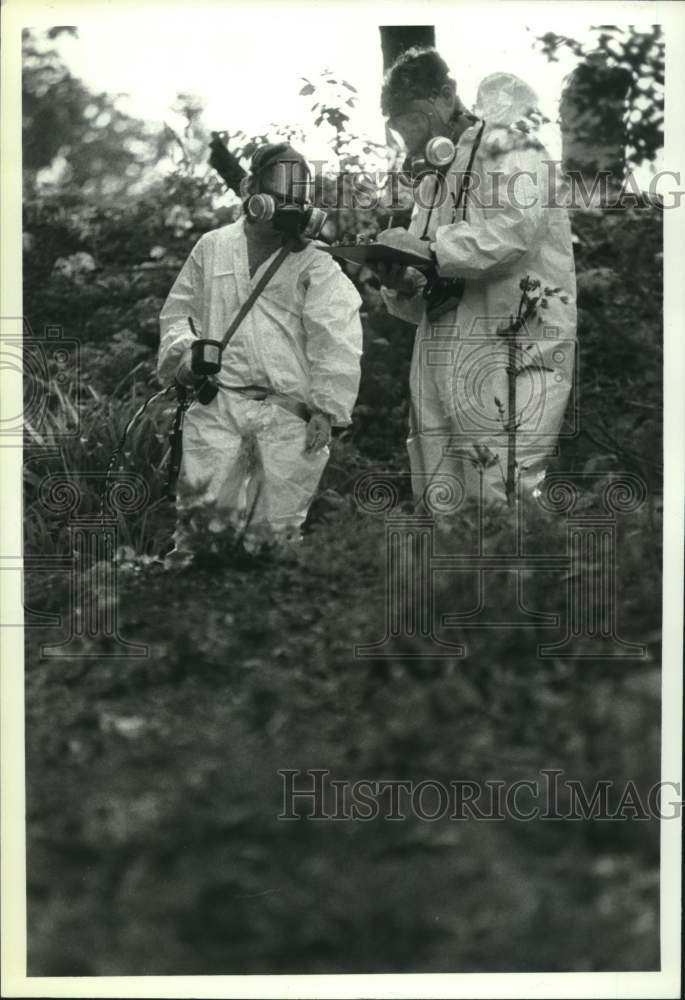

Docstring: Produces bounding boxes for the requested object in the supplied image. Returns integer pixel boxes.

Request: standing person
[157,143,363,559]
[376,49,576,505]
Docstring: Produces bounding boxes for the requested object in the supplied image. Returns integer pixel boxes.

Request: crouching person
[157,143,363,561]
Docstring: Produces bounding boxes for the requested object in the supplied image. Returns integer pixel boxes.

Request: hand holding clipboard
[317,227,436,273]
[319,228,464,321]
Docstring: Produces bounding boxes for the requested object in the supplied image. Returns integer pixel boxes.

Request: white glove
[175,348,203,388]
[305,412,332,452]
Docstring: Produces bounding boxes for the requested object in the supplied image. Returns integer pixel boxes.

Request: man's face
[388,92,455,155]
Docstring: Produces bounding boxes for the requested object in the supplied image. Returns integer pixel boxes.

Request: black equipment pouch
[191,338,222,376]
[196,379,219,405]
[423,275,466,322]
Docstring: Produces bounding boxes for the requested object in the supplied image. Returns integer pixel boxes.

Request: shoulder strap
[419,174,444,241]
[419,120,487,240]
[454,119,486,221]
[220,242,292,351]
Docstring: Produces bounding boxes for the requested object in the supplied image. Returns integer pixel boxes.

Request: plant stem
[505,286,527,507]
[505,330,517,507]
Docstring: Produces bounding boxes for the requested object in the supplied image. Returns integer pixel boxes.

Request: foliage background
[22,25,663,976]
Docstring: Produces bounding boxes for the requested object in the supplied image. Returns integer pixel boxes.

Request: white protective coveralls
[382,73,577,505]
[158,217,362,548]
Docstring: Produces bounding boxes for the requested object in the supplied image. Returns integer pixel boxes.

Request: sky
[32,2,663,184]
[47,9,590,163]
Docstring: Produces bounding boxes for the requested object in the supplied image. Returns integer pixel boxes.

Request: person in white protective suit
[376,49,577,506]
[157,143,363,555]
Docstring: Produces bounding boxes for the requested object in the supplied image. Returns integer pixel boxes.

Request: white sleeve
[302,257,363,427]
[432,147,545,280]
[157,237,205,386]
[379,199,428,327]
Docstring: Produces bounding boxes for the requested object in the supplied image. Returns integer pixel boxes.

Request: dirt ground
[24,509,661,976]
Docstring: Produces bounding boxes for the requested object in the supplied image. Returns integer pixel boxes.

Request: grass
[24,496,661,974]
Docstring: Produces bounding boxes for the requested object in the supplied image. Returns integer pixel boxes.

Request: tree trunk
[379,26,435,71]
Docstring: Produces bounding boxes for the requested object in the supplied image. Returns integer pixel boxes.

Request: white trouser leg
[172,392,250,555]
[409,333,572,507]
[249,402,329,540]
[170,393,329,555]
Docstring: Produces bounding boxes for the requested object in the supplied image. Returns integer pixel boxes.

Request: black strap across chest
[419,119,487,239]
[219,243,292,351]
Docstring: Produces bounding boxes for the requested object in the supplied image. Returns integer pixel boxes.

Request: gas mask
[243,188,327,239]
[402,135,456,184]
[241,155,327,239]
[390,101,474,187]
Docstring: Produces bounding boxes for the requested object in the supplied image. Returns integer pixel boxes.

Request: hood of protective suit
[473,72,556,157]
[474,72,541,127]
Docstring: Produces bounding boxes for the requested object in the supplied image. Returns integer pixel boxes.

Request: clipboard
[317,242,435,272]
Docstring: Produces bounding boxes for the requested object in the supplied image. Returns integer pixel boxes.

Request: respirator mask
[402,135,456,182]
[242,153,327,239]
[244,189,327,239]
[389,104,458,187]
